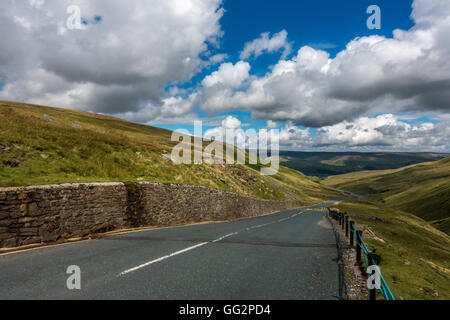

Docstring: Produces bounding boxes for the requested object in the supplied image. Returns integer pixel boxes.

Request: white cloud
[278,124,313,150]
[316,114,400,147]
[13,16,32,29]
[204,116,248,146]
[191,0,450,128]
[315,114,450,152]
[266,120,278,129]
[202,61,250,88]
[203,116,280,153]
[167,113,450,152]
[208,53,228,65]
[240,30,292,60]
[0,0,224,117]
[221,115,242,129]
[262,114,449,152]
[28,0,45,9]
[201,114,450,152]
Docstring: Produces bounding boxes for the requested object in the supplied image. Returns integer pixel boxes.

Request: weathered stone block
[27,202,40,216]
[19,227,39,236]
[6,193,18,201]
[0,219,15,227]
[2,238,18,247]
[0,227,10,235]
[21,237,42,245]
[18,192,29,200]
[18,217,35,223]
[11,208,28,219]
[40,232,58,242]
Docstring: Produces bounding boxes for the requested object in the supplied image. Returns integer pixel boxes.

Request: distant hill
[324,158,450,234]
[280,151,448,178]
[0,100,341,206]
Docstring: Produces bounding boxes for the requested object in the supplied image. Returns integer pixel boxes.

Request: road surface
[0,201,344,300]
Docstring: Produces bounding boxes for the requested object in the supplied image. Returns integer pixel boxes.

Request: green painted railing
[328,209,395,301]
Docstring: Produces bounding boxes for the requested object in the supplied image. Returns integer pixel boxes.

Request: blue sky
[156,0,417,133]
[221,0,414,58]
[170,1,412,105]
[172,0,415,92]
[177,0,414,87]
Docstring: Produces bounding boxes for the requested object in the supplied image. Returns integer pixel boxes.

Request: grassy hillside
[0,100,341,206]
[324,158,450,233]
[280,151,447,178]
[332,201,450,300]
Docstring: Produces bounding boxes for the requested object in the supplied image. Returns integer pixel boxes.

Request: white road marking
[212,232,238,243]
[118,210,306,276]
[119,242,208,276]
[119,232,237,276]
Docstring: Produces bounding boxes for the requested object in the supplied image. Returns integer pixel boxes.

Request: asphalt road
[0,201,344,300]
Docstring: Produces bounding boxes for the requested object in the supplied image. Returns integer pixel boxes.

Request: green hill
[324,158,450,233]
[0,100,341,206]
[280,151,447,178]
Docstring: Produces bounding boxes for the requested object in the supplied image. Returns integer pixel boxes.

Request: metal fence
[327,209,395,301]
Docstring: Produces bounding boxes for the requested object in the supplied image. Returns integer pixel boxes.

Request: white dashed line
[118,242,209,276]
[118,232,237,276]
[119,210,305,276]
[212,232,238,243]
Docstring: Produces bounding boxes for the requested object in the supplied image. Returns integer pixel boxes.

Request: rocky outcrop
[0,182,291,248]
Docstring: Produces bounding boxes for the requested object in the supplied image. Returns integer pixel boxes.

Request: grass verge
[333,200,450,300]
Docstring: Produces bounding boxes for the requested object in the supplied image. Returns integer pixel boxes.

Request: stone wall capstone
[0,182,291,248]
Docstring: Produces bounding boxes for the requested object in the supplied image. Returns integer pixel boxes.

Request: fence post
[345,216,349,237]
[356,230,362,263]
[350,221,355,246]
[367,250,380,301]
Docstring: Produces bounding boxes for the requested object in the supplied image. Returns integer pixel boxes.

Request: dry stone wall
[0,182,291,248]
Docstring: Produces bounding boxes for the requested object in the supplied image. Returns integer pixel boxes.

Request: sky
[0,0,449,152]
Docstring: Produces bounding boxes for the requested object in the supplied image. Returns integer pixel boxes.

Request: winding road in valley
[0,201,344,300]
